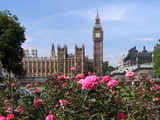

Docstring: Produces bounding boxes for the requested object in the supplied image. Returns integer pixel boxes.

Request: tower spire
[94,10,101,29]
[96,10,100,20]
[52,43,55,51]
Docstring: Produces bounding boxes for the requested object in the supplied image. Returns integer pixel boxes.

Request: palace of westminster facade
[22,12,103,77]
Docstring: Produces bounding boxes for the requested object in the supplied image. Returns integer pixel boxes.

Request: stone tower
[51,43,55,58]
[93,11,103,74]
[31,49,37,57]
[75,44,85,73]
[57,45,67,75]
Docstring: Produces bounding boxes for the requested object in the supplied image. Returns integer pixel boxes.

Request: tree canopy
[0,10,26,76]
[153,39,160,78]
[102,61,116,75]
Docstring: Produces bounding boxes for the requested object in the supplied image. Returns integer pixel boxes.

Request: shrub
[0,72,160,120]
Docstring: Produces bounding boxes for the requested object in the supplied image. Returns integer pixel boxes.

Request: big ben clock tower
[93,11,103,74]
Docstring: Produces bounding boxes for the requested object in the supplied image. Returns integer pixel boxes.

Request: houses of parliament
[22,12,103,77]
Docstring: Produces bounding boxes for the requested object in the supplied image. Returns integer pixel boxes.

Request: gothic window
[47,62,49,67]
[60,68,63,73]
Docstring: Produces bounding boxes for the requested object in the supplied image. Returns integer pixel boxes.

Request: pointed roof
[52,43,54,51]
[96,10,100,20]
[94,10,102,29]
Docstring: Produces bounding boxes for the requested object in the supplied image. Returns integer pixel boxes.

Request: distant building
[111,46,154,81]
[22,12,103,77]
[123,46,152,66]
[23,45,93,77]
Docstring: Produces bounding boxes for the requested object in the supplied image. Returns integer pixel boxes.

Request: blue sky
[1,0,160,66]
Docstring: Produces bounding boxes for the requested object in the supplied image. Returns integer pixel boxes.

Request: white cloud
[100,6,128,21]
[67,6,128,21]
[33,5,128,25]
[131,37,156,41]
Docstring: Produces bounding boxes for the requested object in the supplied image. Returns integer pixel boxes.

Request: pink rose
[77,79,83,84]
[26,83,31,89]
[153,97,159,102]
[125,71,134,78]
[4,100,10,106]
[150,79,155,83]
[0,115,6,120]
[150,85,160,91]
[71,67,75,71]
[55,105,59,108]
[49,111,53,114]
[34,99,43,108]
[65,77,70,82]
[88,71,92,75]
[99,89,104,92]
[15,106,25,113]
[107,80,119,88]
[139,77,143,80]
[58,76,65,80]
[46,114,55,120]
[76,74,85,79]
[62,83,68,87]
[6,107,13,113]
[59,99,68,106]
[11,84,16,87]
[21,109,25,113]
[7,114,14,120]
[34,82,40,86]
[116,113,125,120]
[100,76,112,83]
[34,88,41,94]
[81,75,99,90]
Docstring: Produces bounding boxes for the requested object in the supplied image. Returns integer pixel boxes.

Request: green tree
[103,61,116,75]
[0,10,26,76]
[153,39,160,78]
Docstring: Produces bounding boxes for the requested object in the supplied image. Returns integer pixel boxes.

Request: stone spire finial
[96,10,100,20]
[52,43,55,51]
[95,10,100,24]
[94,10,102,29]
[143,46,147,52]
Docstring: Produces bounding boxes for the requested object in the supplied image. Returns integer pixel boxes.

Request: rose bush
[0,72,159,119]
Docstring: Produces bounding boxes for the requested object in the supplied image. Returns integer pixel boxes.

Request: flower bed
[0,72,160,120]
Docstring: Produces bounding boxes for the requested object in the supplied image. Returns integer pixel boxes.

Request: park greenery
[0,10,26,76]
[0,72,160,120]
[103,61,116,76]
[153,39,160,78]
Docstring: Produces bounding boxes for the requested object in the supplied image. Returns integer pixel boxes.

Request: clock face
[95,33,100,38]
